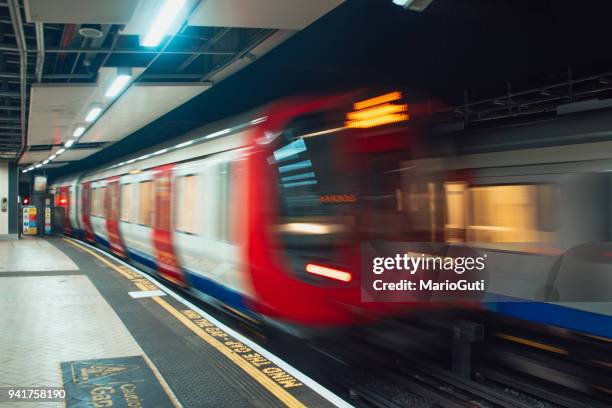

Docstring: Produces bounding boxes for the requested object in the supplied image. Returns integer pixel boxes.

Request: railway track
[306,313,611,408]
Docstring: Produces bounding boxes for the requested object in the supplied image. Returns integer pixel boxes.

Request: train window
[139,181,153,226]
[99,186,107,218]
[467,184,558,243]
[176,175,200,235]
[216,163,232,242]
[444,182,467,242]
[120,184,132,222]
[91,188,98,216]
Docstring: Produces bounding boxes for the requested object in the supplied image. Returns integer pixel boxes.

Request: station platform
[0,237,349,408]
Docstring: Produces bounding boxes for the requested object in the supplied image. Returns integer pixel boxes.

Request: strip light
[73,126,86,137]
[56,148,66,155]
[105,69,132,98]
[85,104,103,122]
[305,263,352,282]
[64,139,75,148]
[142,0,186,47]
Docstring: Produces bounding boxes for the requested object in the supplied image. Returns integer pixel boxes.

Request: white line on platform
[67,237,354,408]
[129,290,167,298]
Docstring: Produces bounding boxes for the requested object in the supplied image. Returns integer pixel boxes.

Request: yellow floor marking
[495,333,568,355]
[64,238,307,408]
[154,297,306,408]
[64,238,134,280]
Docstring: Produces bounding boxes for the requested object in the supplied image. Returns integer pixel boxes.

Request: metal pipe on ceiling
[40,47,236,55]
[34,22,44,82]
[6,0,26,161]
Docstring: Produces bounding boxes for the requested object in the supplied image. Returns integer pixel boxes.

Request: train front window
[274,115,357,234]
[270,113,359,279]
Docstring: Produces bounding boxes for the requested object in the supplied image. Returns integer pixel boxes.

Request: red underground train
[52,91,435,332]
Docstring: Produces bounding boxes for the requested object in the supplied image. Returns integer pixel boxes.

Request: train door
[152,164,186,286]
[81,182,95,242]
[105,177,127,257]
[56,186,72,235]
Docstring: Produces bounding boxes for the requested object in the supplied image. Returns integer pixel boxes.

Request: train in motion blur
[51,90,612,338]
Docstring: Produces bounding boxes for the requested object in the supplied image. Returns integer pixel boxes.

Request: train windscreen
[271,111,412,283]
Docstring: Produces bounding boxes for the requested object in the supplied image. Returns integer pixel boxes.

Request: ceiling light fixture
[35,164,42,168]
[204,128,231,139]
[43,159,49,164]
[142,0,186,47]
[73,126,86,137]
[64,139,75,148]
[175,140,194,148]
[57,148,66,155]
[105,67,133,98]
[85,104,103,122]
[49,154,57,160]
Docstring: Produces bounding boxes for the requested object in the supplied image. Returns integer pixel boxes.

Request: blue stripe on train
[122,247,246,311]
[183,269,247,311]
[125,248,157,271]
[94,234,110,249]
[484,295,611,339]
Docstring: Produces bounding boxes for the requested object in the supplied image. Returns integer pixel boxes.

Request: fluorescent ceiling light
[85,104,103,122]
[57,148,66,155]
[204,128,231,139]
[73,126,86,137]
[393,0,412,5]
[22,169,28,173]
[35,164,42,168]
[64,139,75,148]
[43,159,49,164]
[49,154,57,160]
[153,148,168,155]
[105,68,133,98]
[142,0,186,47]
[175,140,194,148]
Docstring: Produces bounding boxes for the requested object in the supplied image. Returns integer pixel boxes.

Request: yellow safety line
[154,297,306,408]
[63,239,181,407]
[495,333,568,355]
[64,238,134,280]
[63,238,306,408]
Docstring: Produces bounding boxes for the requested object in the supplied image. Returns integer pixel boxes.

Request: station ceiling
[2,0,611,178]
[0,0,344,165]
